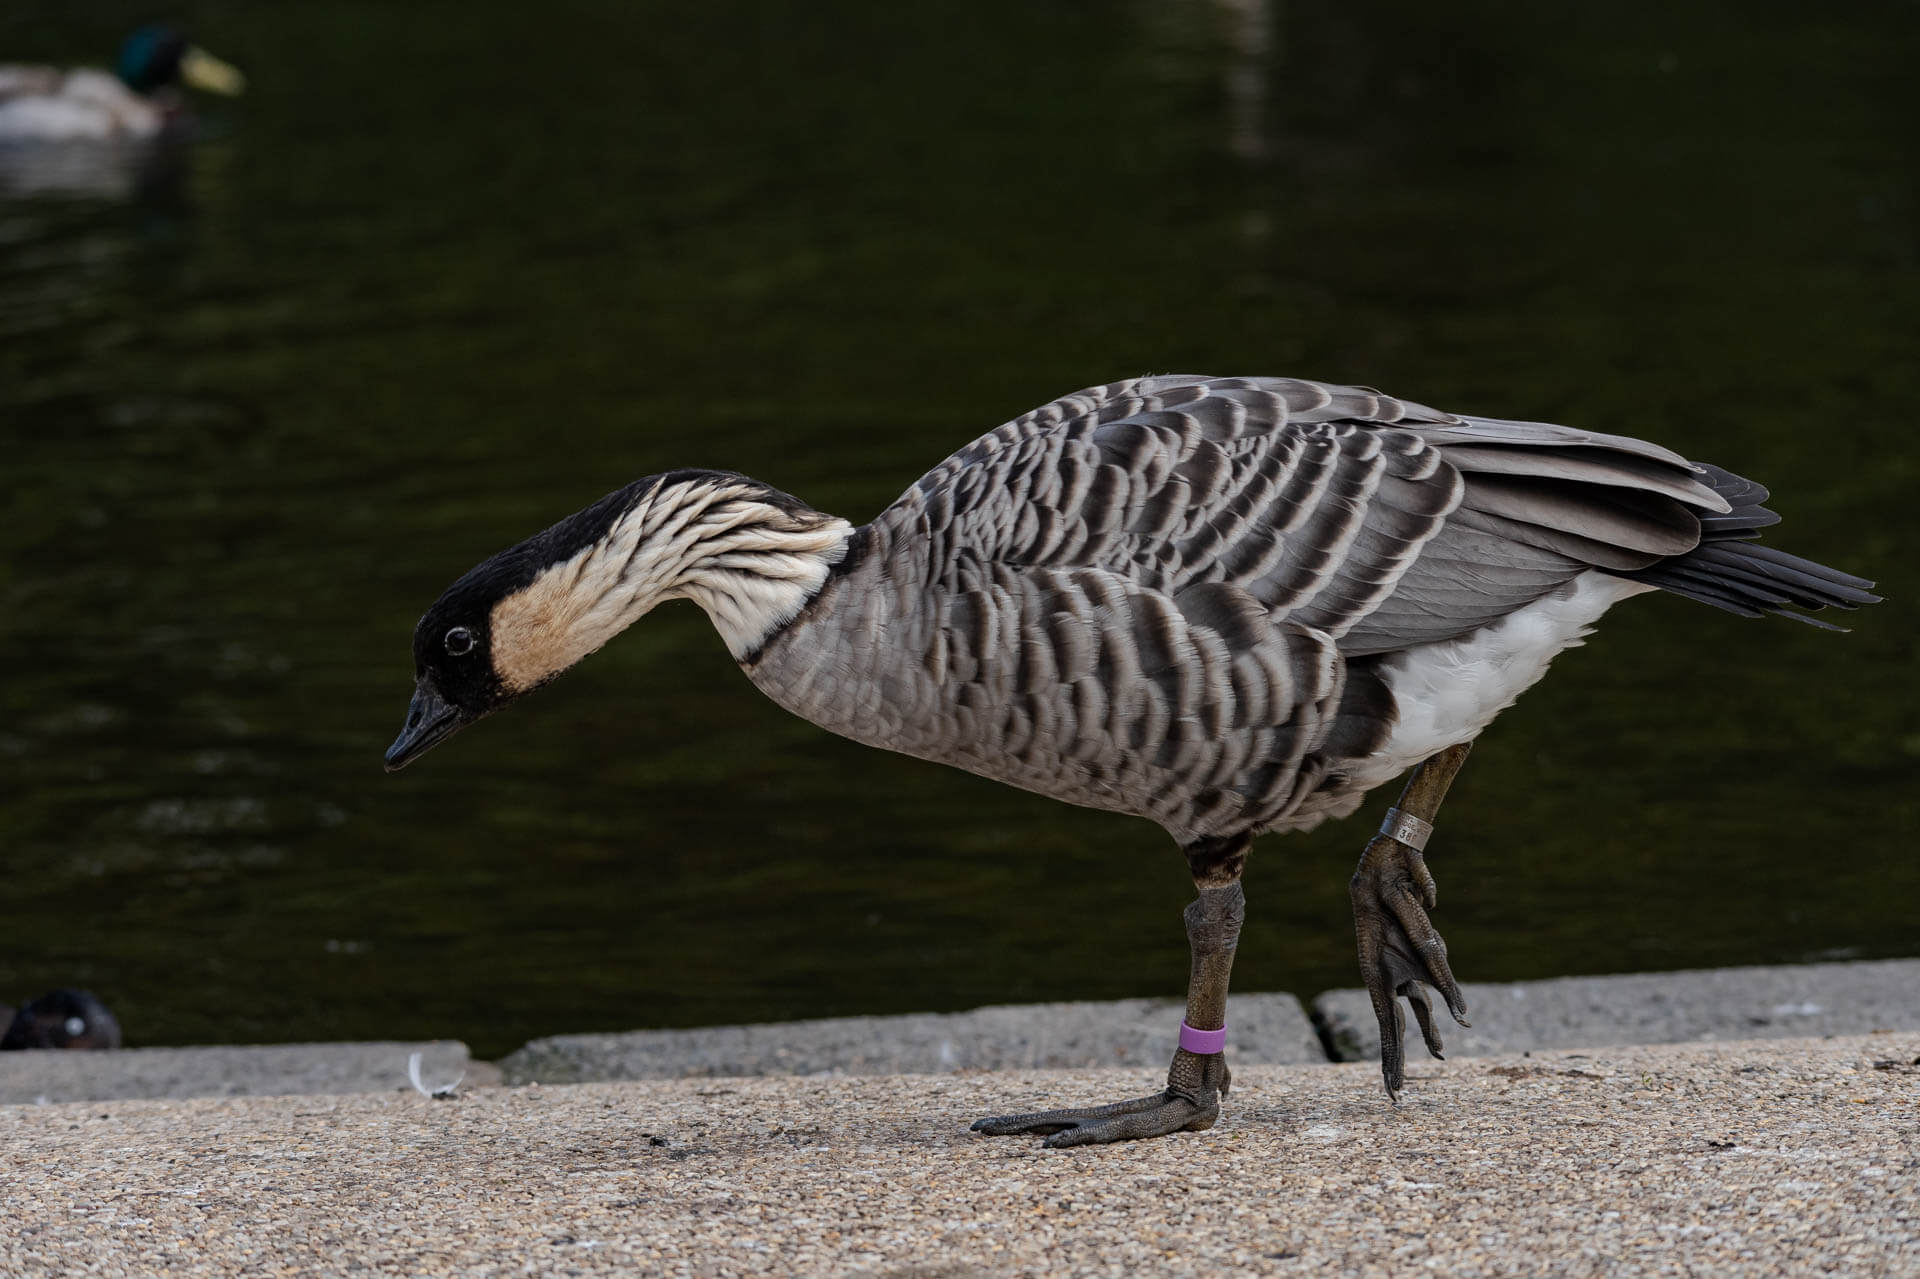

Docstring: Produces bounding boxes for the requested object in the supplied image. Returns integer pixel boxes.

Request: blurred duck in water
[1,989,123,1050]
[0,25,244,143]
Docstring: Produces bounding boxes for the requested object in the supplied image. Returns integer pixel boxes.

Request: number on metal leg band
[1380,807,1434,851]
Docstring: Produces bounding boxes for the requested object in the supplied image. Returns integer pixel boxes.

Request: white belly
[1347,571,1654,792]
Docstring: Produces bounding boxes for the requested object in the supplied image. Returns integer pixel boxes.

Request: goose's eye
[444,626,475,656]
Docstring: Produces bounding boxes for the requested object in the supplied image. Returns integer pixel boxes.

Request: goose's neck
[490,475,851,691]
[674,493,854,660]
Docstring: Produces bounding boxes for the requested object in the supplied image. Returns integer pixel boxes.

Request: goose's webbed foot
[1352,828,1468,1097]
[970,1049,1229,1148]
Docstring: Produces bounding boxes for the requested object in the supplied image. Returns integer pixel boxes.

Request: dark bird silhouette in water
[2,989,122,1050]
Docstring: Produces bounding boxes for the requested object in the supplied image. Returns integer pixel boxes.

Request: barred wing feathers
[878,376,1742,654]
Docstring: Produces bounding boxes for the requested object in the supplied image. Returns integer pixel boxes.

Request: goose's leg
[971,836,1247,1148]
[1350,740,1474,1099]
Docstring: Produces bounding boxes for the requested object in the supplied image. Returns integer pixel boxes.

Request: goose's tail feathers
[1622,463,1881,629]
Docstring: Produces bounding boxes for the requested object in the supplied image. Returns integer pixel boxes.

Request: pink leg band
[1179,1021,1227,1054]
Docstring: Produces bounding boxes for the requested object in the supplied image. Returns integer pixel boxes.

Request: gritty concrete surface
[500,994,1325,1085]
[1313,959,1920,1066]
[3,1033,1915,1277]
[0,1040,495,1105]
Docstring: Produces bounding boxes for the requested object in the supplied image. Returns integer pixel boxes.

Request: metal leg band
[1380,807,1434,851]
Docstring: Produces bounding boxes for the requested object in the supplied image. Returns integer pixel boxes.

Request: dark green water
[2,1,1914,1059]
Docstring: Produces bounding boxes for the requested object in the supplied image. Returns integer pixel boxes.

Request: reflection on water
[0,139,180,202]
[1,1,1914,1057]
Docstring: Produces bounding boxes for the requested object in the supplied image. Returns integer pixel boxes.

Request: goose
[384,375,1878,1146]
[0,26,244,144]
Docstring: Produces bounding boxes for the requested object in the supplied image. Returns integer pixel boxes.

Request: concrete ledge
[498,993,1325,1084]
[0,1040,495,1105]
[1313,958,1920,1063]
[10,960,1916,1106]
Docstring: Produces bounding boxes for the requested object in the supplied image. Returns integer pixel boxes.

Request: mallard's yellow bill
[180,45,246,96]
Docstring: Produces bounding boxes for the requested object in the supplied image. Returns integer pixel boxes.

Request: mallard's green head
[116,25,245,96]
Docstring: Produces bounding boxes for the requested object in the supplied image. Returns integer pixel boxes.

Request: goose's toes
[1351,830,1470,1099]
[971,1089,1219,1148]
[971,1048,1231,1147]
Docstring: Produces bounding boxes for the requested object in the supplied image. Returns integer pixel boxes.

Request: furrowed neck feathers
[489,473,851,688]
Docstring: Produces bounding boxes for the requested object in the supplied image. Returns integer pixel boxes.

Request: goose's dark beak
[384,680,464,772]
